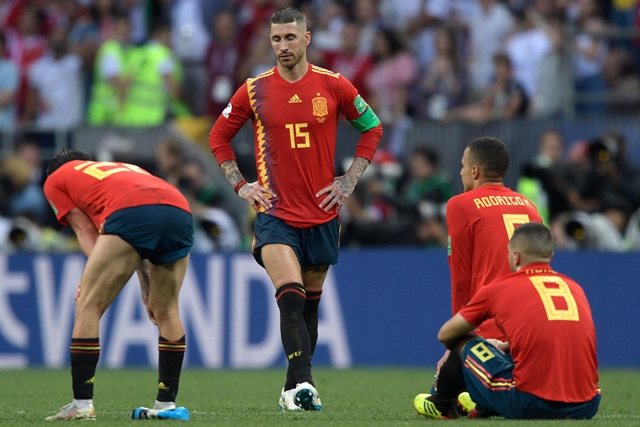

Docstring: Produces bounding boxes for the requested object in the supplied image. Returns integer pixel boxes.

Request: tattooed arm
[220,159,276,212]
[219,159,246,190]
[317,156,371,212]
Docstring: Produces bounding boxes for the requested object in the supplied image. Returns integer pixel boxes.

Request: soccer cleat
[414,393,458,420]
[45,402,96,421]
[278,382,322,411]
[131,406,190,420]
[457,391,476,415]
[278,388,302,411]
[294,382,322,411]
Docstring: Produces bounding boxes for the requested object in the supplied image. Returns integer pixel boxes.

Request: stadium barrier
[3,114,640,193]
[1,250,637,369]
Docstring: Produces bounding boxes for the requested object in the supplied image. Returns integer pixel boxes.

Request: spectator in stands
[610,0,638,48]
[600,130,640,210]
[116,19,185,126]
[504,8,552,102]
[323,20,373,100]
[4,3,48,122]
[86,12,131,125]
[352,0,382,54]
[388,0,452,71]
[517,128,567,224]
[170,0,215,116]
[415,25,467,121]
[0,140,48,224]
[67,0,114,111]
[205,9,241,119]
[180,158,241,252]
[155,137,185,188]
[305,0,347,54]
[0,31,19,130]
[340,154,408,247]
[602,195,635,244]
[25,26,84,129]
[445,53,527,124]
[530,11,572,118]
[400,146,453,210]
[602,46,640,115]
[396,146,452,247]
[365,28,418,124]
[43,0,77,29]
[236,21,277,83]
[295,2,326,66]
[343,147,452,248]
[15,138,46,187]
[562,135,640,216]
[90,0,120,42]
[179,158,226,209]
[465,0,514,97]
[551,209,627,251]
[573,0,609,115]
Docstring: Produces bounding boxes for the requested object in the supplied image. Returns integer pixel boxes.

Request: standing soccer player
[208,6,382,411]
[416,223,600,420]
[43,150,193,421]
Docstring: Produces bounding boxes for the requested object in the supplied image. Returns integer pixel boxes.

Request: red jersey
[459,262,599,403]
[446,184,542,339]
[44,160,191,230]
[209,63,382,228]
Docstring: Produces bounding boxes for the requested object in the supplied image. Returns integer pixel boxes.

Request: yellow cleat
[414,393,454,419]
[457,391,476,415]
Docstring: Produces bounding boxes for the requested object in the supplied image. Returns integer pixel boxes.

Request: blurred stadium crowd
[1,0,640,252]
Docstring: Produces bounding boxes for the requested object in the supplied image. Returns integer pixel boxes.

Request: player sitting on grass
[415,222,601,420]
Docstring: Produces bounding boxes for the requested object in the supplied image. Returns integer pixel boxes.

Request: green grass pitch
[1,368,638,426]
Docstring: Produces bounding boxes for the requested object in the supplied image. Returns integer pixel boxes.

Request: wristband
[234,179,247,194]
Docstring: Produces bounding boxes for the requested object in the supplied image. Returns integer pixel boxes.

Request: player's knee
[147,303,179,323]
[75,300,109,319]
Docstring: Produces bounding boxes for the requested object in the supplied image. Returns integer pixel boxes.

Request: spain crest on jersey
[312,96,328,117]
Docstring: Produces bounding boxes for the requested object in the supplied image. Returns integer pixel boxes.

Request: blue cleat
[132,406,190,420]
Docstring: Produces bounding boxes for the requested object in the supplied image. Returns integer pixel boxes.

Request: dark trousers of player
[436,335,601,419]
[70,336,186,403]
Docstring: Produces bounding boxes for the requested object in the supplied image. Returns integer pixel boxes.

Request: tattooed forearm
[220,160,245,187]
[346,157,371,180]
[339,157,370,190]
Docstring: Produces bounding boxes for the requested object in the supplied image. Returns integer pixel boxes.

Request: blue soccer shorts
[252,213,339,268]
[102,205,194,264]
[459,335,601,419]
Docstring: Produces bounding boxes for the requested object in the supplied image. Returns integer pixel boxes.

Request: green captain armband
[349,95,380,132]
[349,107,381,132]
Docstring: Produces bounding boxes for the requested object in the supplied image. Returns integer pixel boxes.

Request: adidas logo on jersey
[288,94,302,103]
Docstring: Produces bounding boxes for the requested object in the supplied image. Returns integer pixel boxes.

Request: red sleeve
[354,124,383,161]
[208,82,253,164]
[446,196,473,314]
[458,284,493,327]
[43,172,75,226]
[336,76,382,162]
